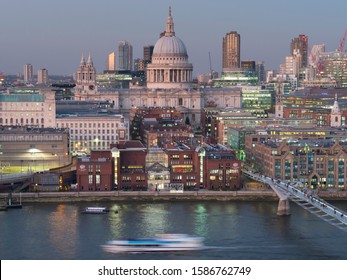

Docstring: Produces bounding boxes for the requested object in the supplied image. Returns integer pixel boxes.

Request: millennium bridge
[243,170,347,232]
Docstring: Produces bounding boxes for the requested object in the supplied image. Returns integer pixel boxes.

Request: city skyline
[1,0,346,76]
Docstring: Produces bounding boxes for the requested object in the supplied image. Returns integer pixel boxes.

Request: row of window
[59,122,120,128]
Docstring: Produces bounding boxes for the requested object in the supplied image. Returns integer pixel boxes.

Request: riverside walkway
[244,170,347,232]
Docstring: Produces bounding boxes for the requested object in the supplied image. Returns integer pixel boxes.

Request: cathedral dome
[153,35,187,57]
[146,7,193,90]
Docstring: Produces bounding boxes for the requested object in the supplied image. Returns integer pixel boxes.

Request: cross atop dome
[165,6,175,36]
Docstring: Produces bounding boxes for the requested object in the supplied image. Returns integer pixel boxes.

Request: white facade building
[56,114,129,155]
[0,88,56,128]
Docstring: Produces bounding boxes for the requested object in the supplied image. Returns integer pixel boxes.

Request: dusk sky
[1,0,346,76]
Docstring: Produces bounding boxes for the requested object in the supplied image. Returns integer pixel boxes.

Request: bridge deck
[244,170,347,232]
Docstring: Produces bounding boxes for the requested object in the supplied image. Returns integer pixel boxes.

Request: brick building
[79,141,241,191]
[76,150,114,191]
[245,137,347,190]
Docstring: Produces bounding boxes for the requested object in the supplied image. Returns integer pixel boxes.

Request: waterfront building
[0,126,70,171]
[118,41,133,71]
[24,64,33,83]
[198,143,241,190]
[94,140,241,191]
[76,150,114,191]
[112,141,147,191]
[246,137,347,190]
[222,31,241,69]
[37,68,49,85]
[107,52,116,71]
[0,88,56,128]
[55,113,129,155]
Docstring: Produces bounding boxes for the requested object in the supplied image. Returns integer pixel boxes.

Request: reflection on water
[1,201,347,260]
[48,204,78,259]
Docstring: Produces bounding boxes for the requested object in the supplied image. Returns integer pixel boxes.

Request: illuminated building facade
[0,88,56,128]
[0,126,70,172]
[222,31,241,69]
[76,150,114,191]
[56,114,129,155]
[246,137,347,190]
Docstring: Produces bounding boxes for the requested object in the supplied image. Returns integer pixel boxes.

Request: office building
[118,41,133,71]
[291,34,308,68]
[222,31,241,70]
[0,88,56,127]
[107,52,116,71]
[24,64,33,82]
[256,62,265,83]
[144,45,154,63]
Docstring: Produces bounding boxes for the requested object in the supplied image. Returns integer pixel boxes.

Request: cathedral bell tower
[275,79,284,118]
[331,93,342,127]
[74,53,97,100]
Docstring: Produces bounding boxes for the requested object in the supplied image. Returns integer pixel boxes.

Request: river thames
[1,200,347,260]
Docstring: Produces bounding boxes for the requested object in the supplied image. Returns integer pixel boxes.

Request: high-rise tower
[118,41,133,71]
[143,45,154,63]
[24,64,33,82]
[37,68,49,85]
[107,52,116,71]
[291,34,308,68]
[222,31,241,70]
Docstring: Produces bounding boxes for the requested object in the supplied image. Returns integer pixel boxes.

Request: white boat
[101,234,205,253]
[82,207,109,214]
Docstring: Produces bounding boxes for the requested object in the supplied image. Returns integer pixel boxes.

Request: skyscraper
[143,45,154,63]
[107,52,116,71]
[24,64,33,82]
[256,61,265,83]
[118,41,133,71]
[291,34,308,68]
[222,31,241,70]
[37,68,49,84]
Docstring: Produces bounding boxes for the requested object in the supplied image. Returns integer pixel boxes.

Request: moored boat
[101,233,205,253]
[82,207,109,214]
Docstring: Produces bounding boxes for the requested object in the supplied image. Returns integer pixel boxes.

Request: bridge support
[277,198,291,216]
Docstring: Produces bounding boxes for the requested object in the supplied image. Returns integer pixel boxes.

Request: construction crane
[208,52,213,80]
[338,30,347,53]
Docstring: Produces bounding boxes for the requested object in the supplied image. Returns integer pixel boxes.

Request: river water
[1,200,347,260]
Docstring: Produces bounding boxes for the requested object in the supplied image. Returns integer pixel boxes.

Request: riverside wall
[0,190,278,203]
[1,190,347,203]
